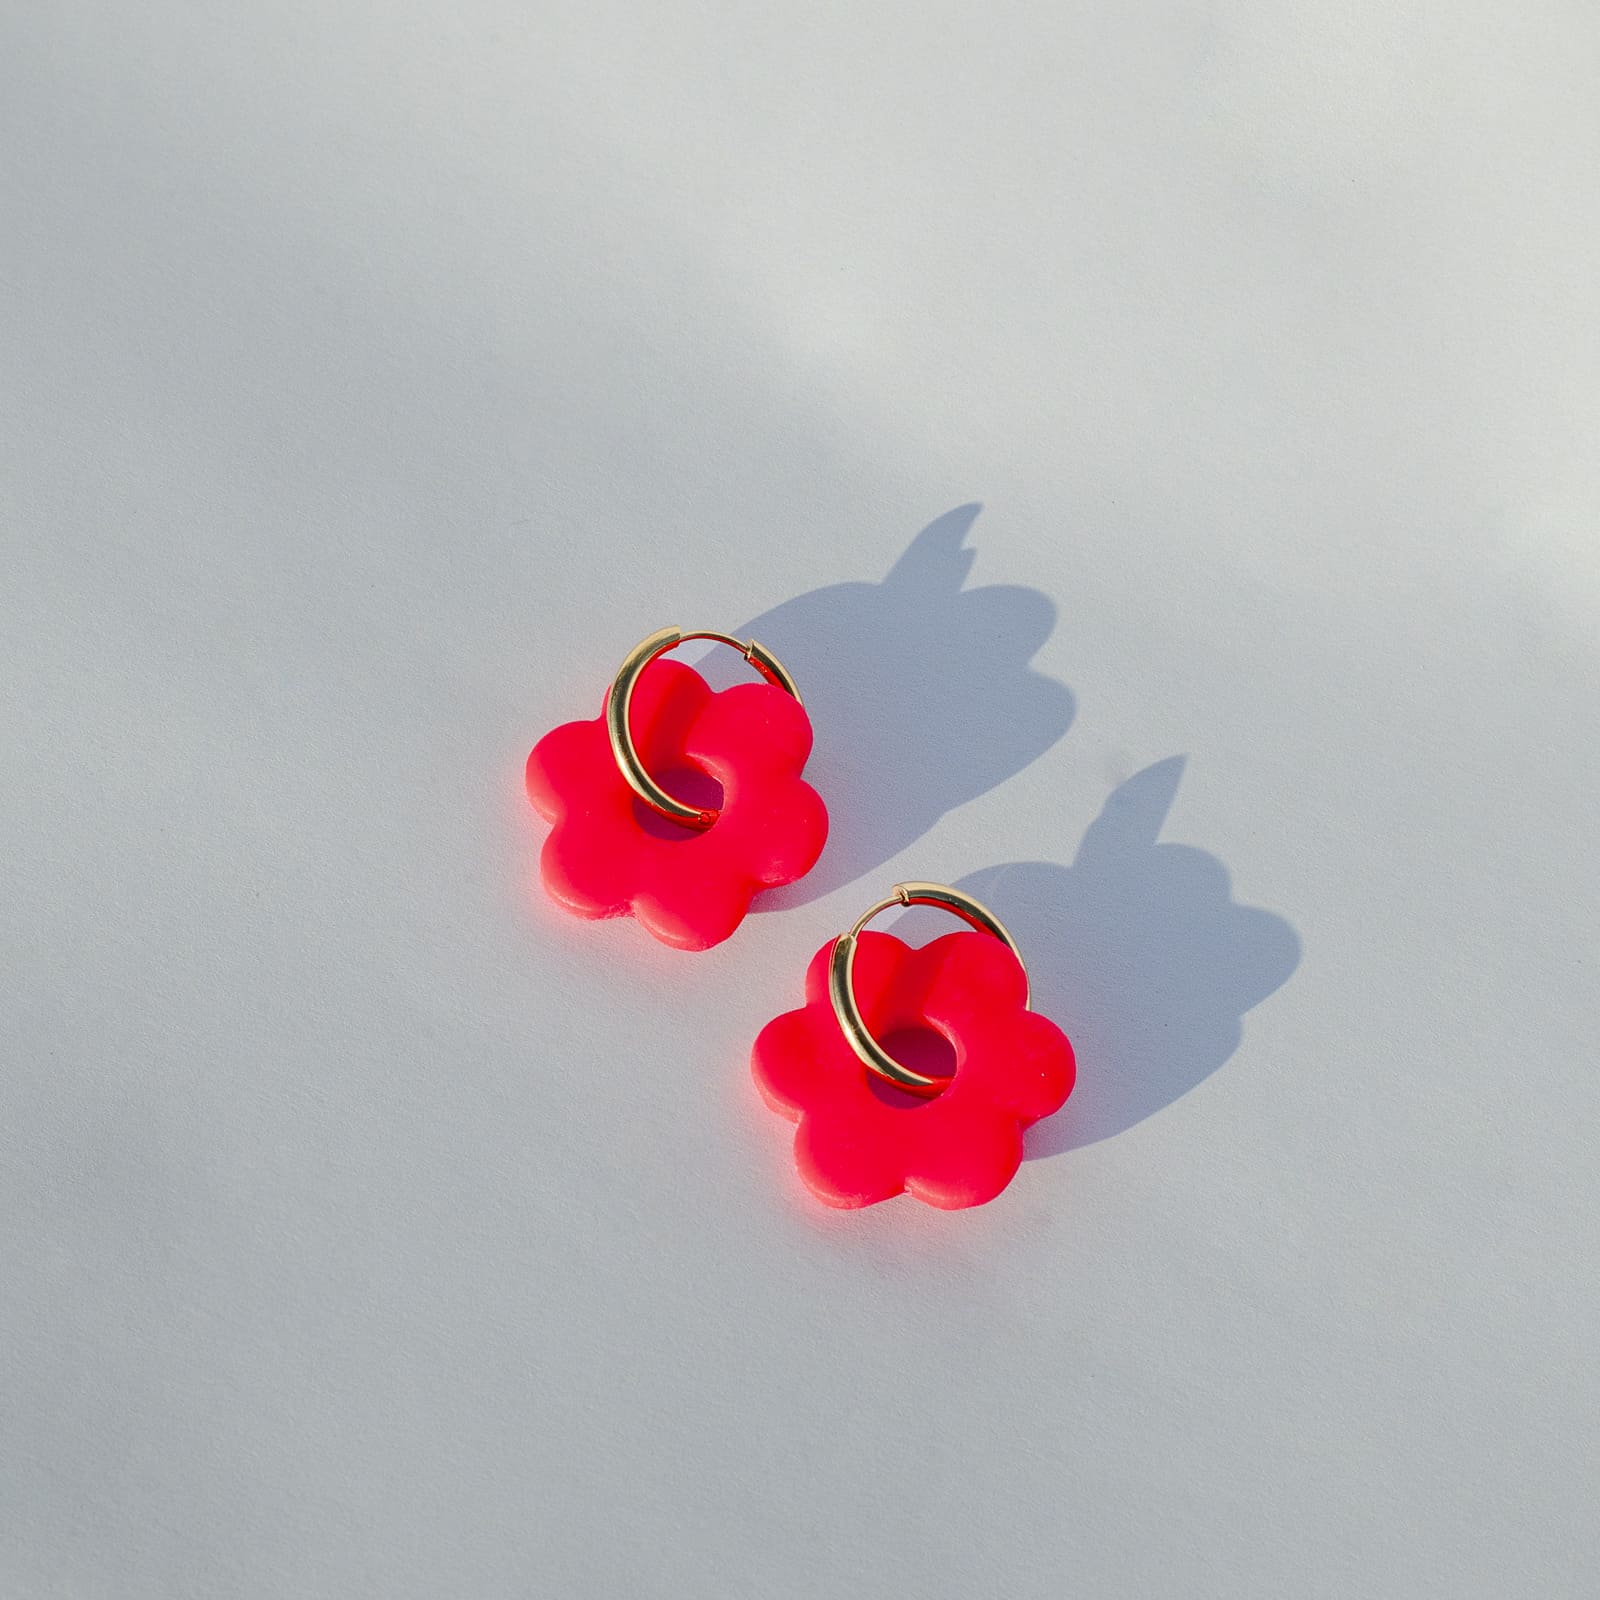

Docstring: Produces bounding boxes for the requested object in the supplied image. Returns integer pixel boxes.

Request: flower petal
[793,1110,906,1209]
[525,718,614,823]
[632,871,753,951]
[751,1007,837,1119]
[901,1109,1024,1210]
[685,682,815,779]
[976,1010,1077,1124]
[539,814,641,919]
[680,683,827,890]
[917,932,1030,1029]
[742,779,828,887]
[624,659,713,772]
[804,929,914,1018]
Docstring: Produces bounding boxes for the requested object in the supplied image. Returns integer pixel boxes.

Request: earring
[526,627,828,950]
[752,882,1075,1209]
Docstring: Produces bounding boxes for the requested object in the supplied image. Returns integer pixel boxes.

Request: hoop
[827,882,1030,1094]
[605,627,802,829]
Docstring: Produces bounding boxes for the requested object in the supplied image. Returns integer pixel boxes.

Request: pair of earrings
[526,627,1076,1210]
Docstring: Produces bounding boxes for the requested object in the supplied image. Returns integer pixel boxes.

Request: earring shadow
[954,757,1301,1155]
[705,505,1074,907]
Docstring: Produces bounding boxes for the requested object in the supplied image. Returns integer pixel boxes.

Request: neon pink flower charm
[526,657,828,950]
[752,930,1075,1208]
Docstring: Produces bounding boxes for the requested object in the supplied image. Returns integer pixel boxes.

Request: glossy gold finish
[605,627,802,828]
[828,881,1029,1093]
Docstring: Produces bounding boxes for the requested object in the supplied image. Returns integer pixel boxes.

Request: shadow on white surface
[729,505,1075,905]
[723,509,1294,1152]
[957,757,1301,1156]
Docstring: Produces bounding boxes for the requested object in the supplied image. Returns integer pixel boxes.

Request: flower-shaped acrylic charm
[526,629,827,951]
[752,885,1075,1209]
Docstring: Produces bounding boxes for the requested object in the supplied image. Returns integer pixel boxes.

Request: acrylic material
[753,930,1075,1208]
[527,658,828,950]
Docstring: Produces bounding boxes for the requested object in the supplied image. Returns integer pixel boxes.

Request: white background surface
[3,3,1597,1596]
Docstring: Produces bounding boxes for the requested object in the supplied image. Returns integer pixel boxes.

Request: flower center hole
[631,763,725,841]
[865,1026,958,1109]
